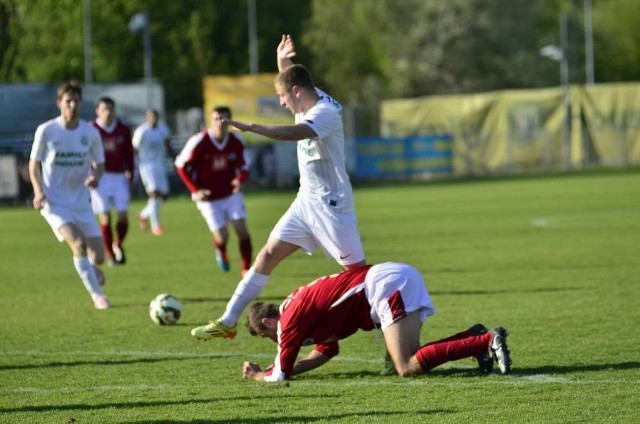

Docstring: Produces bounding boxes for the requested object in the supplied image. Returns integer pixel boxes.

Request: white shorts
[41,202,102,242]
[364,262,435,330]
[91,172,131,214]
[270,195,365,266]
[195,192,247,232]
[139,161,169,195]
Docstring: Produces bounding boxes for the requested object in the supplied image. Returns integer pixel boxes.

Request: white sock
[149,198,162,229]
[220,269,270,327]
[139,203,149,219]
[73,256,104,296]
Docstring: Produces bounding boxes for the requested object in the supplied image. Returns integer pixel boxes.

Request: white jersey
[30,118,104,208]
[295,88,354,210]
[132,122,171,164]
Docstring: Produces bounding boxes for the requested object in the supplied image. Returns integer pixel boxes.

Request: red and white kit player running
[29,81,110,310]
[175,106,253,276]
[132,109,174,236]
[242,262,512,382]
[191,34,366,340]
[90,96,134,266]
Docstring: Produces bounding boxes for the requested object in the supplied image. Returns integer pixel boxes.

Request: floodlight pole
[129,12,153,109]
[82,0,93,83]
[560,14,570,170]
[248,0,258,74]
[584,0,595,85]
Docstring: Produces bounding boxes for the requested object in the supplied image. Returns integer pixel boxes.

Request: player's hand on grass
[242,361,262,380]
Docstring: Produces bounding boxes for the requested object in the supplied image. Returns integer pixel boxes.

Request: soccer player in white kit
[132,109,174,235]
[29,81,111,310]
[191,34,366,340]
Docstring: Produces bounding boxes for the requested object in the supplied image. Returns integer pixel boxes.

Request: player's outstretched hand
[225,119,250,132]
[277,34,296,60]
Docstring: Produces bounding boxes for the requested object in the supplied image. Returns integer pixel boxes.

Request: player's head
[95,96,116,125]
[275,64,315,92]
[57,81,82,101]
[210,106,231,138]
[145,108,159,127]
[213,106,232,119]
[246,302,280,342]
[56,81,82,122]
[275,65,315,115]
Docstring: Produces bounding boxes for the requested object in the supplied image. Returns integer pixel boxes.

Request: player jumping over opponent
[190,34,367,341]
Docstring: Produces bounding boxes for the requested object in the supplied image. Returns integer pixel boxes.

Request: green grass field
[1,169,639,423]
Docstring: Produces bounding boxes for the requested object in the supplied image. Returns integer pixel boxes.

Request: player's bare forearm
[227,120,314,142]
[28,159,46,209]
[291,349,331,376]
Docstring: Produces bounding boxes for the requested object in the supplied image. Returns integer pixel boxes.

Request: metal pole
[82,0,93,83]
[584,0,595,84]
[142,12,153,108]
[248,0,258,74]
[560,14,570,169]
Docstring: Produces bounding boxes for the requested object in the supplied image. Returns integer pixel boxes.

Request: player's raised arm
[277,34,296,72]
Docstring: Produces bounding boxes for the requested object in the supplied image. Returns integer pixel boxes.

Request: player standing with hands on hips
[175,106,253,276]
[90,97,134,266]
[29,81,111,310]
[191,34,367,340]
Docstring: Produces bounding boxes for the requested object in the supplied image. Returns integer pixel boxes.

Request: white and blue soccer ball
[149,293,182,325]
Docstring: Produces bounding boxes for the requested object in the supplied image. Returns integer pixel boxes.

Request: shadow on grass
[0,354,240,371]
[126,409,451,423]
[430,286,587,296]
[0,394,337,414]
[513,361,640,375]
[318,361,640,380]
[179,286,587,306]
[111,296,286,309]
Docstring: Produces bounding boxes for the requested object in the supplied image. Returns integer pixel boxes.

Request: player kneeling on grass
[242,262,512,382]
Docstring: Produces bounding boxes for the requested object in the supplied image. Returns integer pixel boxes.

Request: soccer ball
[149,293,182,325]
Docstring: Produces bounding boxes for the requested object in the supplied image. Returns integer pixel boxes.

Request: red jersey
[90,119,134,174]
[175,130,250,200]
[266,265,374,382]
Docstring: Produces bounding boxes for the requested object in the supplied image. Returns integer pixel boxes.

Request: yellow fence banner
[382,83,640,176]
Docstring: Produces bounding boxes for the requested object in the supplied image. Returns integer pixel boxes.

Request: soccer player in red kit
[175,106,252,276]
[89,97,134,266]
[242,262,512,382]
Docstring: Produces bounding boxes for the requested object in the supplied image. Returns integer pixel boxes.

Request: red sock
[239,238,252,270]
[214,240,228,261]
[100,224,115,259]
[415,332,492,372]
[115,220,128,246]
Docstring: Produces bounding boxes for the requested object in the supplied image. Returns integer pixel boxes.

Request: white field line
[3,350,634,395]
[3,377,636,395]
